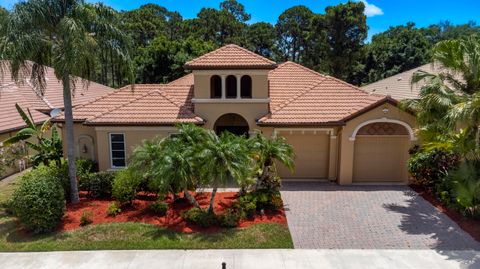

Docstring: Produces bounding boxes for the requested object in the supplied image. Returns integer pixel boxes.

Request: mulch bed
[60,192,287,233]
[410,184,480,242]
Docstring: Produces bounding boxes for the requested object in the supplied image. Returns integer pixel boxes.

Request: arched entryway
[214,113,249,136]
[352,121,413,182]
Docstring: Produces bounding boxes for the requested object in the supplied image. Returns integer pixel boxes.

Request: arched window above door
[226,75,237,98]
[241,75,252,98]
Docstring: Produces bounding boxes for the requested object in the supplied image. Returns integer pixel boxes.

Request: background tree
[361,23,431,84]
[275,5,313,62]
[0,0,133,203]
[246,22,276,58]
[317,1,367,83]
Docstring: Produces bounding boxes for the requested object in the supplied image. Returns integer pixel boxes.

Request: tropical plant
[129,124,209,207]
[0,0,133,203]
[112,168,141,205]
[199,131,252,214]
[403,35,480,160]
[249,134,295,191]
[450,162,480,218]
[2,104,62,167]
[407,148,459,187]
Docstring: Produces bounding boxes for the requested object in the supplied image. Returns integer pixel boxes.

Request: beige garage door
[277,133,329,179]
[353,136,410,182]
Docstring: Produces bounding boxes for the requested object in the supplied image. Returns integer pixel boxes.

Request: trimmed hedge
[112,169,142,204]
[11,166,66,233]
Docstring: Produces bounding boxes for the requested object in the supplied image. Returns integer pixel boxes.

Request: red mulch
[60,191,287,233]
[410,184,480,242]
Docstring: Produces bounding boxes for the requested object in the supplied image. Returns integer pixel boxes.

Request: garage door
[352,121,411,182]
[277,133,329,179]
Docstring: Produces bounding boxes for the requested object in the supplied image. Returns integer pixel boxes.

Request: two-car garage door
[277,133,329,179]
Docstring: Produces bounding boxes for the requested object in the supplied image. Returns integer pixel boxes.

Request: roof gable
[184,44,277,70]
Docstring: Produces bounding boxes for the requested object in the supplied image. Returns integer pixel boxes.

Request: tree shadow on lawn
[142,226,240,244]
[384,190,480,268]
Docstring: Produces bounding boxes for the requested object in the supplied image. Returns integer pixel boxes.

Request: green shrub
[80,210,93,226]
[112,169,141,204]
[106,202,122,217]
[218,209,242,228]
[149,201,168,216]
[183,207,218,228]
[241,190,283,211]
[407,149,459,187]
[76,159,98,179]
[11,167,65,233]
[235,196,257,219]
[451,162,480,218]
[80,171,115,198]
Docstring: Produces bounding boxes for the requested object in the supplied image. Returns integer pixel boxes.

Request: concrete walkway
[281,182,480,250]
[1,249,479,269]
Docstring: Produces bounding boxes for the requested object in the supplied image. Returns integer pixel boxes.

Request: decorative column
[221,75,226,99]
[236,75,241,99]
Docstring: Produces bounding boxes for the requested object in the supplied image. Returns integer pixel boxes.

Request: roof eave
[184,64,278,70]
[341,96,403,123]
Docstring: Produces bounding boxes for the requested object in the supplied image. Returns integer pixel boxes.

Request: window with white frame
[109,133,126,168]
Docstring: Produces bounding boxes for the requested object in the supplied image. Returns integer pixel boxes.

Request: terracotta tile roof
[85,90,203,125]
[59,82,196,122]
[258,62,387,125]
[0,63,114,133]
[361,63,448,100]
[184,44,277,70]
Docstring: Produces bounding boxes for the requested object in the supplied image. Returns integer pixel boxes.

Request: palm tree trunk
[207,187,217,214]
[62,74,80,204]
[184,190,200,208]
[476,125,480,150]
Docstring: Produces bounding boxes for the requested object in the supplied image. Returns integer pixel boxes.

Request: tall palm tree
[404,35,480,157]
[0,0,133,203]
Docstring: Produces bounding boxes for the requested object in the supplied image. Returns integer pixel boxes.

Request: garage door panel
[353,136,409,182]
[277,133,329,179]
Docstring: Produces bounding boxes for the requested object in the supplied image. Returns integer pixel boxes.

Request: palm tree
[199,131,252,214]
[0,0,133,203]
[249,134,295,190]
[404,35,480,158]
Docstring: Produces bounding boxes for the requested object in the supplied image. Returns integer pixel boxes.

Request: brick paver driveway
[281,181,480,250]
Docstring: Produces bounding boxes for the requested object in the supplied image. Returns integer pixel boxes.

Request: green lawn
[0,173,293,251]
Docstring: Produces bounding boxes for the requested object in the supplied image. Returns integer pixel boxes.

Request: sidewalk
[1,249,479,269]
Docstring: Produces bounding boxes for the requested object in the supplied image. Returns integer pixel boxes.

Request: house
[55,44,417,185]
[361,63,444,100]
[0,63,115,177]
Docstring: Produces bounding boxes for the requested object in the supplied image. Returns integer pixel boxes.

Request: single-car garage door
[353,122,410,182]
[277,132,329,179]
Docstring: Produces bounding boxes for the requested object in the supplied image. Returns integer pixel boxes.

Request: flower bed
[61,192,287,233]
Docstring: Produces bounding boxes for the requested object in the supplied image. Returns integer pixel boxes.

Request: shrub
[106,202,122,217]
[451,162,480,218]
[236,196,257,219]
[407,149,459,187]
[242,190,283,211]
[11,167,65,233]
[80,210,93,226]
[183,207,217,228]
[218,209,242,228]
[80,171,115,198]
[112,169,141,204]
[76,159,98,179]
[149,201,168,216]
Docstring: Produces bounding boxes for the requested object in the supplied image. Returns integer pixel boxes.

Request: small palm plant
[199,131,252,214]
[249,134,295,191]
[3,104,62,166]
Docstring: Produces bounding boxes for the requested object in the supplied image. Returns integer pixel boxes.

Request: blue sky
[1,0,479,38]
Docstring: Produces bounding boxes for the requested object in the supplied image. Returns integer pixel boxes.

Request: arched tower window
[240,75,252,98]
[226,75,237,98]
[210,75,222,99]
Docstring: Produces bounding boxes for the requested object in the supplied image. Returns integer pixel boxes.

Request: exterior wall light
[382,108,389,114]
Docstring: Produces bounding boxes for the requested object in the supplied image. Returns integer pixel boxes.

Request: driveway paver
[281,181,480,250]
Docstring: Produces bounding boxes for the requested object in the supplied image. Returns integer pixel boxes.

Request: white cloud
[360,0,384,17]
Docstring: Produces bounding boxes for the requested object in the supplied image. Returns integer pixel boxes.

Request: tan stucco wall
[192,69,269,99]
[61,124,98,162]
[195,103,269,131]
[337,103,417,185]
[94,126,176,171]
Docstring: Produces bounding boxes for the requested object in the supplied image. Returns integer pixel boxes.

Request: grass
[0,172,293,251]
[0,222,293,251]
